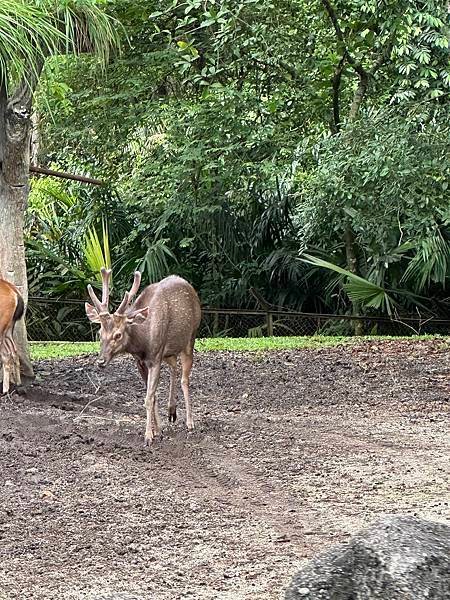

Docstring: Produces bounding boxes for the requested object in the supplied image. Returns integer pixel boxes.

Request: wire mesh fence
[26,297,450,342]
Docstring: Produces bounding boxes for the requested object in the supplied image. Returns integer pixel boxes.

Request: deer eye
[113,331,122,341]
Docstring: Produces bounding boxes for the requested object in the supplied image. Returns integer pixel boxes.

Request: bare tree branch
[331,53,347,132]
[321,0,393,122]
[321,0,368,76]
[321,0,346,45]
[29,165,103,185]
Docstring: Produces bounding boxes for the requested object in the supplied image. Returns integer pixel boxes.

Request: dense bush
[28,0,450,322]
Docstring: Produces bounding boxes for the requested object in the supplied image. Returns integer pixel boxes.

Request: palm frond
[49,0,121,64]
[139,239,177,284]
[0,0,62,87]
[83,217,111,281]
[0,0,120,91]
[301,254,396,315]
[402,233,450,292]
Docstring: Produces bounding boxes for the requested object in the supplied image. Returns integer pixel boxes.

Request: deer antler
[87,267,111,315]
[115,271,142,315]
[100,267,111,306]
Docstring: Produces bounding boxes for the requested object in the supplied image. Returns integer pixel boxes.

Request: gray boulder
[285,515,450,599]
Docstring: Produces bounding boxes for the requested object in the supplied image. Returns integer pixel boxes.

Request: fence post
[213,312,219,336]
[266,312,274,337]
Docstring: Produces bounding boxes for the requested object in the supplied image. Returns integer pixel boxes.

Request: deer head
[85,268,149,366]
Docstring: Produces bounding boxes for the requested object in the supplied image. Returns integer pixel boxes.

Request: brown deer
[85,268,201,445]
[0,279,25,394]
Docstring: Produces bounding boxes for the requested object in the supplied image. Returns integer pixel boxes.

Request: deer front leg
[136,359,148,389]
[144,362,161,446]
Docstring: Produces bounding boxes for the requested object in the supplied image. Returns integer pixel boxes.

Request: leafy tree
[312,0,449,328]
[0,0,118,377]
[28,0,450,331]
[296,104,450,315]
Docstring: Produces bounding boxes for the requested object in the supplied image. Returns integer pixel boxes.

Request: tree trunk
[322,0,388,335]
[31,109,40,165]
[344,226,364,336]
[345,70,368,336]
[349,70,368,122]
[0,82,35,381]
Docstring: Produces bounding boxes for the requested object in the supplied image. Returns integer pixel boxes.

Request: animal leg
[153,394,162,437]
[165,355,178,423]
[14,352,21,387]
[180,349,194,432]
[144,363,161,446]
[2,363,11,395]
[136,359,148,388]
[5,333,20,387]
[1,340,11,395]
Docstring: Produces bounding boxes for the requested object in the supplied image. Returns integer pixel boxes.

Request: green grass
[30,342,99,360]
[195,335,352,351]
[29,334,446,360]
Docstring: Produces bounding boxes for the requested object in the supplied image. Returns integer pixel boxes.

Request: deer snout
[97,357,107,368]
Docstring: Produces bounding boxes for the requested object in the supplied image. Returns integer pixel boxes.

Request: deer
[0,279,25,394]
[85,268,202,446]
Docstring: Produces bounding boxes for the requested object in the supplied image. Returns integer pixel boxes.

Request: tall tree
[30,0,450,323]
[317,0,449,330]
[0,0,118,380]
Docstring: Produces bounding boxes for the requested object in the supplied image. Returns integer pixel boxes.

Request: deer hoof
[144,435,154,447]
[168,410,177,423]
[1,385,15,396]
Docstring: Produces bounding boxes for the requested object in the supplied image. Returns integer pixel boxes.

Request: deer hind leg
[1,339,11,395]
[6,332,20,387]
[2,362,11,395]
[1,338,20,395]
[13,351,21,387]
[180,349,194,432]
[144,362,161,446]
[164,355,178,423]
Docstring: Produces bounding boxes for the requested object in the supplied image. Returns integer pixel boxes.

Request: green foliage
[0,0,119,88]
[136,238,177,284]
[402,234,450,292]
[295,106,450,314]
[26,178,105,296]
[27,0,450,321]
[30,341,99,359]
[0,1,62,85]
[302,254,396,315]
[83,218,111,278]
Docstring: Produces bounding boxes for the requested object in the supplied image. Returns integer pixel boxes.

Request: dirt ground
[0,339,449,600]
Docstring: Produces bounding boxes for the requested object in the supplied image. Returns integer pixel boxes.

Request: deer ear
[127,306,149,325]
[85,302,101,323]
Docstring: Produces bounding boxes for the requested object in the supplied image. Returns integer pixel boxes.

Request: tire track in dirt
[178,436,309,546]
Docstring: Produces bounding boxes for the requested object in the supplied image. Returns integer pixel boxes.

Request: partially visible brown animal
[85,268,201,445]
[0,279,24,394]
